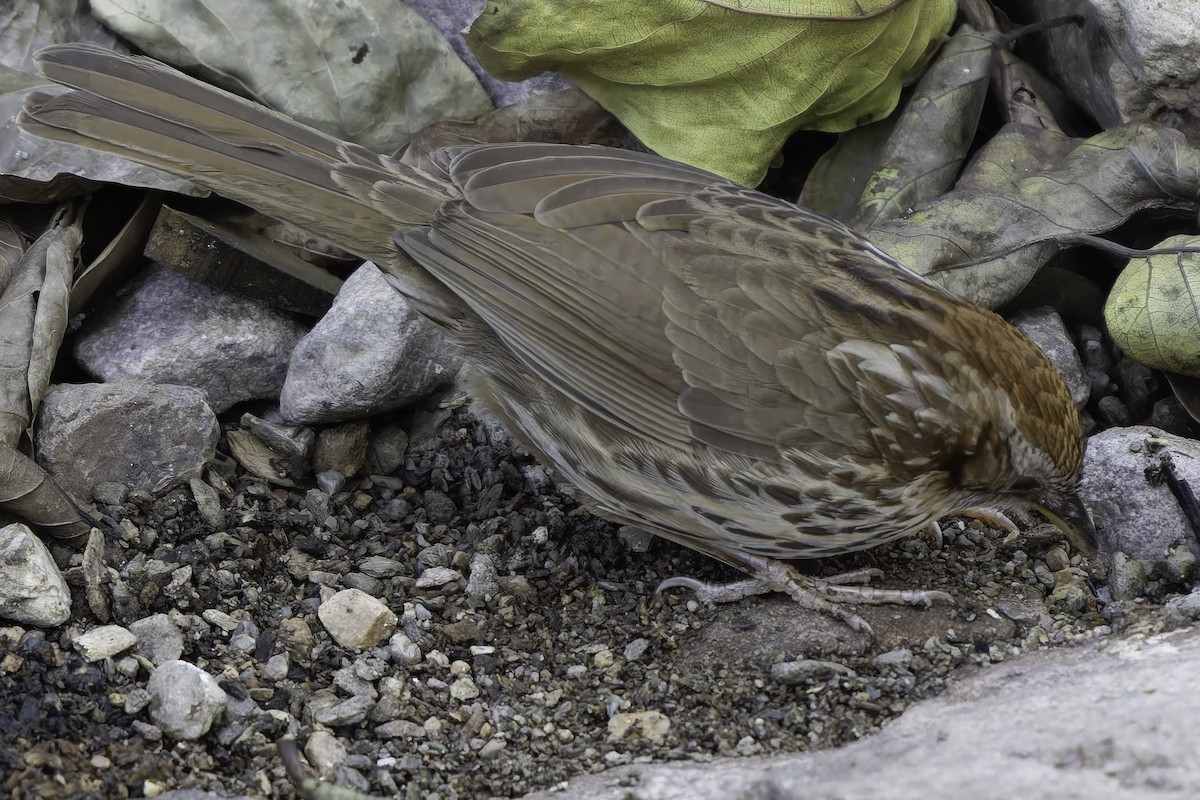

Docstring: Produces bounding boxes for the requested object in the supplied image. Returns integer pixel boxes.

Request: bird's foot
[657,556,952,633]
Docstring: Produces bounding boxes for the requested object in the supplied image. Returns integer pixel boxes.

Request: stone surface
[72,267,306,413]
[1011,306,1089,408]
[129,613,185,665]
[35,382,218,499]
[73,625,138,662]
[1078,426,1200,563]
[314,421,370,477]
[303,730,347,779]
[317,588,398,651]
[1006,0,1200,142]
[146,660,228,741]
[522,628,1200,800]
[280,263,462,424]
[0,523,71,626]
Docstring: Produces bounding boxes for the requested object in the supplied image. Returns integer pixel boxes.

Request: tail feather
[20,43,454,260]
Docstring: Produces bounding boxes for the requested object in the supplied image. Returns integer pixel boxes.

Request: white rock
[317,588,397,650]
[415,566,462,589]
[0,524,71,626]
[146,660,228,740]
[607,711,670,745]
[74,625,138,661]
[304,730,348,778]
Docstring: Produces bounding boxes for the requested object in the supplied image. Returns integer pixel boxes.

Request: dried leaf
[89,0,493,155]
[849,26,993,229]
[70,191,162,314]
[1105,236,1200,378]
[1165,373,1200,427]
[798,118,897,222]
[467,0,956,184]
[867,122,1200,307]
[0,440,90,542]
[0,207,81,447]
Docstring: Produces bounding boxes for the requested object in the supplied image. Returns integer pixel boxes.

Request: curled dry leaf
[801,25,994,229]
[0,440,91,542]
[849,26,993,230]
[0,206,80,447]
[1105,235,1200,378]
[467,0,956,184]
[89,0,493,155]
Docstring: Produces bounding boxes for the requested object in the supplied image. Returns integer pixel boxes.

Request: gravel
[0,406,1187,799]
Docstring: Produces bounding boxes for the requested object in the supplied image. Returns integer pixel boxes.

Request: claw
[655,576,772,603]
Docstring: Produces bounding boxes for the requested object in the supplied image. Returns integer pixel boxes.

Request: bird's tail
[19,43,456,263]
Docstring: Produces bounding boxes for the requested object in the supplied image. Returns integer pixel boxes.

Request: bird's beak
[1036,492,1098,559]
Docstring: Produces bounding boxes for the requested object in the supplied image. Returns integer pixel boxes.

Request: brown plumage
[20,44,1089,629]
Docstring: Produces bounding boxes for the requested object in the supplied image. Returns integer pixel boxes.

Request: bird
[20,43,1090,630]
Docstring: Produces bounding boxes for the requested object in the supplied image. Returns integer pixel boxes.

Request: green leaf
[1106,236,1200,378]
[467,0,956,185]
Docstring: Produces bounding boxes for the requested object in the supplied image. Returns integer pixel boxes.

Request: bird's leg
[657,553,952,632]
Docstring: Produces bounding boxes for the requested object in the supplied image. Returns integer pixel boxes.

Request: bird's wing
[396,144,983,464]
[646,185,999,467]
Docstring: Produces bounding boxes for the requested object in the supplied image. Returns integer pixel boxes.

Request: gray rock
[1079,324,1113,400]
[35,382,218,499]
[72,267,306,412]
[1150,397,1198,438]
[466,553,499,600]
[280,263,462,424]
[873,648,913,669]
[366,420,409,475]
[147,660,228,740]
[315,469,346,495]
[519,628,1200,800]
[311,694,374,727]
[389,632,423,665]
[129,613,185,665]
[0,523,71,626]
[188,477,224,529]
[1011,306,1088,408]
[770,660,855,685]
[1005,0,1200,143]
[359,556,406,579]
[1097,395,1133,428]
[1115,357,1157,421]
[1078,426,1200,563]
[263,653,289,681]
